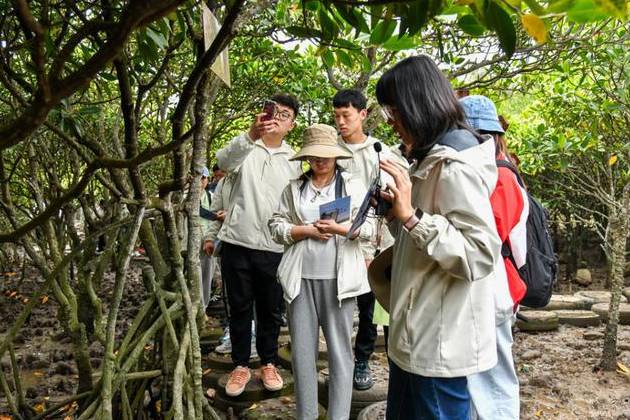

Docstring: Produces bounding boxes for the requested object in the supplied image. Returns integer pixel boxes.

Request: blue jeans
[387,361,470,419]
[467,316,519,419]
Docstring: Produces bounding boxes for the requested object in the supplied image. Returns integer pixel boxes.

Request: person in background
[269,124,374,420]
[332,89,408,390]
[199,166,215,311]
[375,55,503,419]
[203,94,302,397]
[461,96,528,420]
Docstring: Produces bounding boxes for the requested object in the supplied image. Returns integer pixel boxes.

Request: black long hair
[375,55,478,162]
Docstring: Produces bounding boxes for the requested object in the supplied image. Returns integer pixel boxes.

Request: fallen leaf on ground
[41,295,49,304]
[34,403,45,413]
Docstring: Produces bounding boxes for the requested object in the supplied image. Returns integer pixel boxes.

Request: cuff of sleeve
[283,226,296,245]
[407,211,431,250]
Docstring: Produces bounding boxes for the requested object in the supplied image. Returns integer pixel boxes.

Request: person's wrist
[403,208,422,232]
[397,206,415,223]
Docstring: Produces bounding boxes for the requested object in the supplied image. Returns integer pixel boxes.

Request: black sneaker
[353,360,374,390]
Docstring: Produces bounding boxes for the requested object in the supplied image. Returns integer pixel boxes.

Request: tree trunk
[600,184,630,370]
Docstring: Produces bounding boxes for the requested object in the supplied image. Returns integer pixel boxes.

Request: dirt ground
[1,262,629,419]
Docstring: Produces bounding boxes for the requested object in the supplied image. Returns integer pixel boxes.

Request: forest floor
[1,261,629,419]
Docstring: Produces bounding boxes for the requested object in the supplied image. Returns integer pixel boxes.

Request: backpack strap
[334,169,343,199]
[300,168,344,198]
[496,159,525,189]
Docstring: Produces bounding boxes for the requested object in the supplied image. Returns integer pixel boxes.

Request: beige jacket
[268,171,374,304]
[209,133,302,252]
[204,174,234,244]
[336,136,409,258]
[388,134,506,378]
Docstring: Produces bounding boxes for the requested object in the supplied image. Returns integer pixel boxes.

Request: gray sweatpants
[289,278,355,420]
[199,250,215,309]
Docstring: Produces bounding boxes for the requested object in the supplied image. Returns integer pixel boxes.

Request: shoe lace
[262,365,280,381]
[230,368,248,383]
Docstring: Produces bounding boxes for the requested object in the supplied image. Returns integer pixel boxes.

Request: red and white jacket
[490,153,529,306]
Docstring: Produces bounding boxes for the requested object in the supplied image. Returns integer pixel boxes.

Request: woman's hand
[291,225,332,242]
[379,159,415,222]
[314,219,348,236]
[216,210,226,222]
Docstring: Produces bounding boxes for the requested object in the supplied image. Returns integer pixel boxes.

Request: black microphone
[373,142,382,153]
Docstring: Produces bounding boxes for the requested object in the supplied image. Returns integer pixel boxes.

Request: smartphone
[261,100,276,121]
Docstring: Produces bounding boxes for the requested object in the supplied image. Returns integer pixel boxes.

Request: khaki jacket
[268,171,374,304]
[388,134,506,378]
[204,175,234,244]
[209,133,302,253]
[336,136,409,258]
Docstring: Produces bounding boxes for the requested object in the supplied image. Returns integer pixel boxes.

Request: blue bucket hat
[201,166,209,178]
[459,95,504,134]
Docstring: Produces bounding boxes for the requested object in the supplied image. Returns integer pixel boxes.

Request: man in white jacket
[332,89,406,390]
[203,94,302,397]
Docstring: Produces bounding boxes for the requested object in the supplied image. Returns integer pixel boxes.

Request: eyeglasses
[380,105,396,122]
[274,110,293,121]
[306,156,328,164]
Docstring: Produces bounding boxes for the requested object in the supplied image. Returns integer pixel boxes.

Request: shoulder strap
[496,159,525,189]
[335,169,343,199]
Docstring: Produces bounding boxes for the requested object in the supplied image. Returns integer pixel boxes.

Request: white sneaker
[215,337,232,354]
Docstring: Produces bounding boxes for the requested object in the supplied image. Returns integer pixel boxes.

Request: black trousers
[354,291,377,362]
[220,242,283,367]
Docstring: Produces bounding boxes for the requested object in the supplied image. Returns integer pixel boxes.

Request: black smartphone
[261,100,276,121]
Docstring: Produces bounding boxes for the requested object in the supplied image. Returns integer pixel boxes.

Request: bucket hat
[460,95,505,134]
[290,124,353,161]
[367,246,393,312]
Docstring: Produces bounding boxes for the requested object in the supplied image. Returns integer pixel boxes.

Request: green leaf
[407,0,430,35]
[458,14,486,36]
[334,4,358,27]
[336,50,353,68]
[369,19,397,45]
[352,51,372,73]
[285,26,322,39]
[484,0,516,57]
[321,48,335,68]
[304,0,320,11]
[352,8,370,33]
[370,5,383,29]
[382,35,417,51]
[319,8,339,40]
[567,0,609,22]
[145,27,167,50]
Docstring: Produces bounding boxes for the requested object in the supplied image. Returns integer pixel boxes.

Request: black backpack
[496,160,558,308]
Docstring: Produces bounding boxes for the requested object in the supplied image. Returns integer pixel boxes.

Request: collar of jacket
[410,132,495,181]
[337,135,378,152]
[254,139,294,155]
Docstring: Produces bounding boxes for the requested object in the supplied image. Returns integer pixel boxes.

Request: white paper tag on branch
[202,3,231,87]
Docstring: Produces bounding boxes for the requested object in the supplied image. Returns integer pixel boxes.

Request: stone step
[521,294,592,311]
[216,367,294,402]
[357,401,386,420]
[591,302,630,325]
[516,311,559,332]
[574,290,627,305]
[239,396,326,419]
[552,310,601,327]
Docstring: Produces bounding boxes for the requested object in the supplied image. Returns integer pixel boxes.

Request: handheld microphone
[372,142,391,216]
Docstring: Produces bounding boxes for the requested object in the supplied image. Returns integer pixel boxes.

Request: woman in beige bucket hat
[269,123,375,419]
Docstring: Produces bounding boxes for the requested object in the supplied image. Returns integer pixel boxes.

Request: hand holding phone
[261,100,276,121]
[248,100,277,140]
